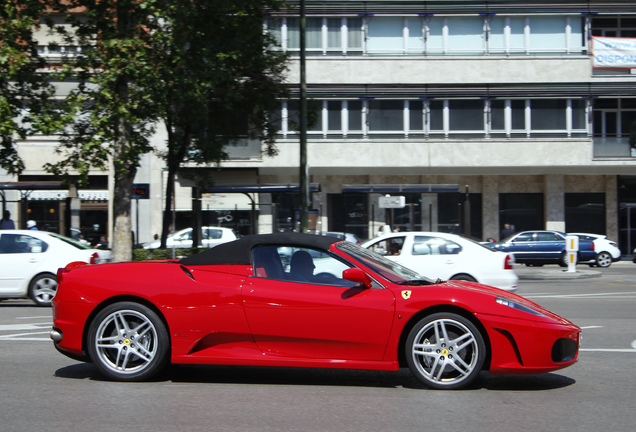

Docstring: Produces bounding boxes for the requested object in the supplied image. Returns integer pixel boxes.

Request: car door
[242,245,396,361]
[534,232,564,261]
[501,232,536,261]
[0,233,47,294]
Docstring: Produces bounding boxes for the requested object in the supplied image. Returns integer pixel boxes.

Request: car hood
[398,279,573,325]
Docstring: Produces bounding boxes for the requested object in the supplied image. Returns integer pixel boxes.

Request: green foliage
[0,0,56,174]
[132,247,207,262]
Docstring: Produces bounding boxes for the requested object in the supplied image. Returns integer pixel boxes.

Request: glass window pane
[449,100,484,131]
[287,101,300,131]
[511,100,525,130]
[491,100,506,130]
[327,101,341,131]
[327,18,341,49]
[347,100,362,131]
[368,16,403,54]
[266,18,282,47]
[447,16,485,53]
[430,100,444,131]
[347,18,363,49]
[409,100,423,131]
[368,100,403,131]
[489,17,506,52]
[509,17,526,52]
[570,17,585,53]
[407,17,424,53]
[306,18,322,49]
[427,17,444,54]
[287,18,300,49]
[572,99,587,130]
[529,16,567,52]
[531,100,566,130]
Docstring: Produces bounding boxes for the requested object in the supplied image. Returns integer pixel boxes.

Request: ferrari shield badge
[401,290,412,300]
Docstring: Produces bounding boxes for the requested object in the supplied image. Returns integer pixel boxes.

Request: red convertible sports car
[51,232,580,389]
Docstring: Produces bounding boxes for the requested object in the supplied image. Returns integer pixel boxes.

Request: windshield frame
[335,241,434,285]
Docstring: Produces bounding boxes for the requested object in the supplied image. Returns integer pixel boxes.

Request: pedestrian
[94,236,109,250]
[27,220,38,230]
[500,223,515,241]
[1,210,16,229]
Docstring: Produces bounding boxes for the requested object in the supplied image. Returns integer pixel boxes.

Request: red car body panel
[52,233,580,379]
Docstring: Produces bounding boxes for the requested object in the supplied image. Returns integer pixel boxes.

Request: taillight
[504,254,514,270]
[90,252,99,264]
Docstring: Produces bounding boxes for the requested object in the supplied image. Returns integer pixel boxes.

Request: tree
[0,0,56,175]
[144,0,289,247]
[45,0,160,261]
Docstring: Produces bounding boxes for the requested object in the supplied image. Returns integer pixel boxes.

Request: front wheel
[87,302,170,381]
[595,252,612,268]
[406,313,486,390]
[28,273,57,306]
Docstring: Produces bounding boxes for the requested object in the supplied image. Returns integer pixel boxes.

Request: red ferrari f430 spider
[51,233,579,389]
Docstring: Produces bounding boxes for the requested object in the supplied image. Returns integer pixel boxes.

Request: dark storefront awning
[204,183,321,194]
[342,184,460,194]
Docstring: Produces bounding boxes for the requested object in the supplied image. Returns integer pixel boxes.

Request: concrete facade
[4,1,636,252]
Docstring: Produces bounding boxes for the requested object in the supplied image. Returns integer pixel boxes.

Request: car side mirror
[342,268,373,289]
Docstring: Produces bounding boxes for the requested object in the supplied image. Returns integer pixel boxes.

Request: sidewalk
[515,264,602,280]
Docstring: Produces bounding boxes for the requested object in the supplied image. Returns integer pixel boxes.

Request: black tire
[406,312,486,390]
[87,302,170,381]
[450,274,477,283]
[595,252,612,268]
[28,273,58,306]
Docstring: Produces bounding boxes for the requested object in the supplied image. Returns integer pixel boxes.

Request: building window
[499,193,544,233]
[277,98,587,139]
[269,14,585,56]
[565,193,605,234]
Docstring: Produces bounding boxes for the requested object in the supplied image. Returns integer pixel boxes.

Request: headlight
[496,297,545,317]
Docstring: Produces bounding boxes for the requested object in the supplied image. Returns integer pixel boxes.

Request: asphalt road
[1,262,634,432]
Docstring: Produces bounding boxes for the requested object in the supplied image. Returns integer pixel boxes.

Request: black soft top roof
[179,232,341,266]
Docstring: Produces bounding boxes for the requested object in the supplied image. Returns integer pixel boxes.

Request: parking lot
[1,262,635,432]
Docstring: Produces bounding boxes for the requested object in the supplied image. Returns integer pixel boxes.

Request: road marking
[580,326,603,329]
[580,348,636,353]
[0,323,51,331]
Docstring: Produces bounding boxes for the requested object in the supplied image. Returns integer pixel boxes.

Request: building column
[605,175,618,240]
[482,175,499,241]
[545,174,565,232]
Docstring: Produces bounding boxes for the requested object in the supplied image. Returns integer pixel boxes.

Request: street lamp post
[299,0,309,233]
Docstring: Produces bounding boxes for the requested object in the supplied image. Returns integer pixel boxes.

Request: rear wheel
[595,252,612,268]
[87,302,169,381]
[28,273,57,306]
[450,274,477,283]
[406,313,486,390]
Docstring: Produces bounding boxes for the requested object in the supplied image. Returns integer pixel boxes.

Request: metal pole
[299,0,309,232]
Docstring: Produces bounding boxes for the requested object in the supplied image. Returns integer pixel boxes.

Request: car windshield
[48,232,92,250]
[336,241,434,284]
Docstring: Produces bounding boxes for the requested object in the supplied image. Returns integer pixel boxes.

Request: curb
[516,267,602,280]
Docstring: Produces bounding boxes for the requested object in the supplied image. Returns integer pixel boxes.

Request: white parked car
[143,226,238,249]
[567,233,621,267]
[0,230,112,306]
[361,231,518,291]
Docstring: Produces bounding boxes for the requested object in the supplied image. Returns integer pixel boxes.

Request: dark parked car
[490,230,596,266]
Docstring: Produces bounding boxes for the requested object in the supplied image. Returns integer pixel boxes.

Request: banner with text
[592,36,636,68]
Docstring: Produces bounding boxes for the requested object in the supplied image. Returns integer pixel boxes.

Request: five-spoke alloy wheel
[406,313,486,390]
[87,302,169,381]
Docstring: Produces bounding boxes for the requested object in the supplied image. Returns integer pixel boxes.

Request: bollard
[565,235,579,273]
